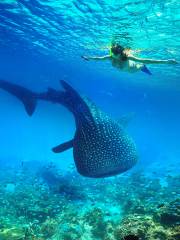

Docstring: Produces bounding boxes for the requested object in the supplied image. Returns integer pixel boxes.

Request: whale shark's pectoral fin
[118,112,135,128]
[52,139,74,153]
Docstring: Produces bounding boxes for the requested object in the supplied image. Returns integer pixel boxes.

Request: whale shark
[0,79,138,178]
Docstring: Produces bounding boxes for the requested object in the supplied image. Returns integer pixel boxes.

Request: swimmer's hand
[167,59,178,64]
[81,56,89,61]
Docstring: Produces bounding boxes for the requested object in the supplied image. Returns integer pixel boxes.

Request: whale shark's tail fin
[0,80,37,116]
[0,79,92,122]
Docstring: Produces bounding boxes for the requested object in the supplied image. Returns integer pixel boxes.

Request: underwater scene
[0,0,180,239]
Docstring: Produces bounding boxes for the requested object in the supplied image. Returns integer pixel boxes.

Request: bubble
[124,0,153,16]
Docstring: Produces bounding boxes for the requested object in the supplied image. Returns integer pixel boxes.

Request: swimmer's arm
[81,55,111,61]
[127,55,178,64]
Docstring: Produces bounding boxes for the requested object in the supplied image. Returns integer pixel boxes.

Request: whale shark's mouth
[78,164,135,178]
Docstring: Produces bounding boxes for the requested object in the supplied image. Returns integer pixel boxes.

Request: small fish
[0,80,138,178]
[157,203,165,208]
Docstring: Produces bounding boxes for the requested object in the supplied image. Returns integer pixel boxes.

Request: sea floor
[0,161,179,240]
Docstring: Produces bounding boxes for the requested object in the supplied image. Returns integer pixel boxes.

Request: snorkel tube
[109,47,113,57]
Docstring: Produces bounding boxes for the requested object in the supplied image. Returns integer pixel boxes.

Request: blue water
[0,1,179,239]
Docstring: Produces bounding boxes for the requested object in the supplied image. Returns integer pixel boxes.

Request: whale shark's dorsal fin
[60,80,80,98]
[117,112,135,128]
[59,80,95,126]
[52,139,74,153]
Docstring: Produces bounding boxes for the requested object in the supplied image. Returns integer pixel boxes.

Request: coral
[57,223,83,240]
[123,235,139,240]
[114,214,153,239]
[114,213,180,240]
[156,199,180,226]
[40,218,58,238]
[0,164,179,240]
[0,227,25,240]
[85,208,108,239]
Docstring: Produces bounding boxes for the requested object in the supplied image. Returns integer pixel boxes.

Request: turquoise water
[0,1,179,239]
[0,0,180,88]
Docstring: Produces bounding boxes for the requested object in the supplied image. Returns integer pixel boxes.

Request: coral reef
[0,161,179,239]
[113,214,180,240]
[157,199,180,226]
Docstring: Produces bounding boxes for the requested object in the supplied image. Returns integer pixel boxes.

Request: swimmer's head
[110,44,129,61]
[111,44,125,55]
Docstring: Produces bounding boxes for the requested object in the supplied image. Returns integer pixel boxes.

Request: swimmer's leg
[141,65,152,75]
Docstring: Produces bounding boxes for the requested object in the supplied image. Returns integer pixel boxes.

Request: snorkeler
[82,44,177,75]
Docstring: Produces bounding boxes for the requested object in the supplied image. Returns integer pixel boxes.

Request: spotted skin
[73,98,138,177]
[0,79,138,178]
